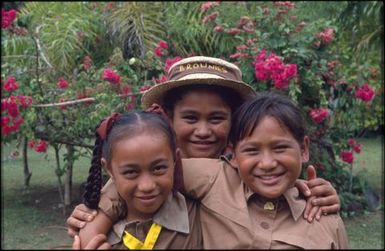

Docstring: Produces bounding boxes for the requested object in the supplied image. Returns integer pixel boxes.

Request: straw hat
[141,56,255,109]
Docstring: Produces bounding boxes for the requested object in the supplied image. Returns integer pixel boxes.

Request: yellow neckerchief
[123,222,162,249]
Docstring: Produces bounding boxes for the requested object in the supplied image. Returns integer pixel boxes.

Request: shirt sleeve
[335,215,349,249]
[99,178,126,222]
[181,158,223,199]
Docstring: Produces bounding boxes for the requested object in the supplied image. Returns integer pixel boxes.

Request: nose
[195,121,212,138]
[257,152,278,171]
[137,174,156,193]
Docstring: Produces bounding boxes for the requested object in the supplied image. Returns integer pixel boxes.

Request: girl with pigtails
[75,111,202,249]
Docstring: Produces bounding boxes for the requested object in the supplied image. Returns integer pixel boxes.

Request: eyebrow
[118,158,170,169]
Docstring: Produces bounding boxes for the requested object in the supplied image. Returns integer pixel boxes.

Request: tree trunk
[64,144,74,206]
[53,144,65,215]
[22,137,32,188]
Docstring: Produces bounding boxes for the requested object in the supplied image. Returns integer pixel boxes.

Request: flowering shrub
[196,1,382,215]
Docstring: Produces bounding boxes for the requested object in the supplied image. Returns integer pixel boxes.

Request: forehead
[176,88,230,109]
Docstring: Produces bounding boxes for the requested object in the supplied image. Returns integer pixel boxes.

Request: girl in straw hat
[68,56,341,247]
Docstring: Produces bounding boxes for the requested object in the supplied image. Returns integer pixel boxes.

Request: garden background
[1,1,383,249]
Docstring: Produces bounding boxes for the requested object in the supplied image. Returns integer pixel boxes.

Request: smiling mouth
[254,173,284,185]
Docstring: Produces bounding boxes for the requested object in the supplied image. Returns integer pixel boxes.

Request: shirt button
[260,221,270,230]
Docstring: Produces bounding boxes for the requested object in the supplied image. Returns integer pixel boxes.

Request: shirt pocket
[272,232,335,249]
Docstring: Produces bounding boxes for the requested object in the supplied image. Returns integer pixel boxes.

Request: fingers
[295,179,311,197]
[319,204,341,215]
[85,234,110,250]
[303,195,316,221]
[306,165,317,180]
[72,235,81,250]
[308,179,336,197]
[66,204,97,237]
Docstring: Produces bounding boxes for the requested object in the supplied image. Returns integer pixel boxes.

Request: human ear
[301,136,310,162]
[227,143,238,169]
[101,158,114,179]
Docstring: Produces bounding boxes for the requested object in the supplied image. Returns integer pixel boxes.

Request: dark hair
[229,92,307,148]
[163,84,244,117]
[83,111,181,209]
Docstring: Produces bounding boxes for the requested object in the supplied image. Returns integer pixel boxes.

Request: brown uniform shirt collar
[108,192,190,245]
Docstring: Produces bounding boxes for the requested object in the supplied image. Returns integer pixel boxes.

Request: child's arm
[78,210,113,249]
[295,165,340,222]
[67,178,124,247]
[73,234,111,250]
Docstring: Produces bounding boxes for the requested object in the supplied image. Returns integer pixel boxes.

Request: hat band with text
[168,62,242,82]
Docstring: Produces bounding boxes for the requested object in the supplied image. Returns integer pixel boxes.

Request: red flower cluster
[339,150,354,164]
[164,56,183,73]
[202,11,219,24]
[200,1,220,13]
[102,68,121,85]
[57,78,69,89]
[254,49,297,90]
[1,9,17,29]
[355,83,375,102]
[28,139,49,153]
[213,25,224,33]
[347,138,361,153]
[83,56,92,72]
[3,76,19,92]
[316,27,335,45]
[339,138,362,164]
[154,40,169,57]
[1,95,32,136]
[309,108,330,124]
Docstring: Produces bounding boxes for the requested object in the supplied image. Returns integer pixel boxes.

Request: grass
[1,136,384,249]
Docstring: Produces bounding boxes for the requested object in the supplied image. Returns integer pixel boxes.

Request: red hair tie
[96,112,121,140]
[146,103,171,124]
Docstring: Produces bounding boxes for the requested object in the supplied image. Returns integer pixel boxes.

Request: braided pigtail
[83,134,103,209]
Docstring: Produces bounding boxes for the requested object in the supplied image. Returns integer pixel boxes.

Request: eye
[122,168,139,179]
[209,116,226,124]
[152,165,168,175]
[274,145,289,153]
[241,147,259,155]
[182,115,197,124]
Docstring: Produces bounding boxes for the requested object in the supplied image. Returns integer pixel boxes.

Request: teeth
[259,175,277,180]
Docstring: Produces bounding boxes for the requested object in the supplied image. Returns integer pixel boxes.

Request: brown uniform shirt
[100,184,202,249]
[100,158,349,249]
[182,157,349,249]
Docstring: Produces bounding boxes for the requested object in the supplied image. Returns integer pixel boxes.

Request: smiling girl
[79,111,202,249]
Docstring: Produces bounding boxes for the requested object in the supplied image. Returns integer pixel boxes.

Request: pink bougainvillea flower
[7,102,19,118]
[17,95,33,108]
[35,140,48,153]
[1,9,17,29]
[353,144,361,153]
[119,85,132,96]
[340,150,354,164]
[202,11,219,24]
[355,83,375,102]
[164,56,183,73]
[200,1,220,13]
[3,76,19,92]
[83,56,92,72]
[139,85,152,93]
[154,46,164,57]
[57,78,69,89]
[1,116,10,126]
[309,108,330,124]
[158,40,168,50]
[316,27,335,44]
[213,25,224,33]
[225,28,242,36]
[102,68,121,85]
[347,138,356,146]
